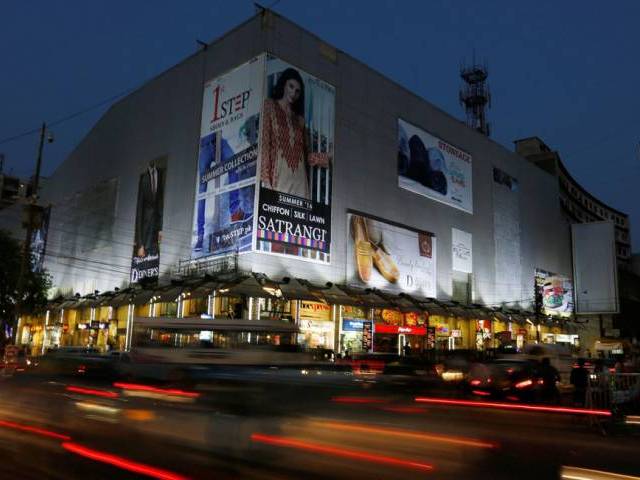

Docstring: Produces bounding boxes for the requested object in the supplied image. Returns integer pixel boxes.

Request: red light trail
[62,442,190,480]
[415,397,612,416]
[0,419,70,441]
[250,433,434,471]
[66,385,119,398]
[113,382,200,398]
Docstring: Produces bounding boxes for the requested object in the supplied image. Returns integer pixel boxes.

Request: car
[467,359,544,402]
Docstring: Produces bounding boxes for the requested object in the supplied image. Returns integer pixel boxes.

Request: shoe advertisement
[346,213,437,298]
[256,55,335,263]
[191,56,265,259]
[398,118,473,214]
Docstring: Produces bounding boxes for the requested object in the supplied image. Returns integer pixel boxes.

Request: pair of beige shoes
[351,215,400,284]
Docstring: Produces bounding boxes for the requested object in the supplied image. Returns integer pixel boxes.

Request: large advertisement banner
[534,268,574,318]
[191,57,265,259]
[131,159,166,283]
[30,205,51,273]
[256,55,335,263]
[398,119,473,214]
[346,213,437,298]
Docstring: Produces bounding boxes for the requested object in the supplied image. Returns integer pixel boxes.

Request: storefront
[340,318,373,355]
[296,301,334,350]
[373,324,427,354]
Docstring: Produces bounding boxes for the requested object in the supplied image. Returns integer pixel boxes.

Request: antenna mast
[459,55,491,136]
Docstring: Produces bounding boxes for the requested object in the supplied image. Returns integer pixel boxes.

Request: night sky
[1,1,638,249]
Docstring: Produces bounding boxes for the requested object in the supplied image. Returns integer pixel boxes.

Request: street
[0,370,638,479]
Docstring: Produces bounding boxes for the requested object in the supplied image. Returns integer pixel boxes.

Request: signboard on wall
[299,301,331,321]
[534,268,574,318]
[571,222,619,314]
[346,213,436,298]
[191,56,265,259]
[398,118,473,213]
[131,158,166,283]
[452,228,472,273]
[362,321,372,351]
[255,55,335,263]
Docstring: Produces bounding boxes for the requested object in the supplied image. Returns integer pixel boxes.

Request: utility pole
[13,122,49,342]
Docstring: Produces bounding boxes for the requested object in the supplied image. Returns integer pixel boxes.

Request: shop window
[187,297,208,316]
[258,298,293,321]
[217,296,244,320]
[156,301,178,317]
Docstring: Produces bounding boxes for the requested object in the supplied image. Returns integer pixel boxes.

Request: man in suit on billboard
[135,160,164,258]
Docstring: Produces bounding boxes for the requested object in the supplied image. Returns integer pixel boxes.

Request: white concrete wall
[40,11,573,310]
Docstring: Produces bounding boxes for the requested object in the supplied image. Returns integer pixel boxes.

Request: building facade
[17,11,577,356]
[515,136,637,351]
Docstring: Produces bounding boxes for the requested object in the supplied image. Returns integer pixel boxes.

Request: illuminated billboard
[255,55,335,263]
[534,268,574,318]
[398,119,473,213]
[191,56,265,259]
[346,213,436,298]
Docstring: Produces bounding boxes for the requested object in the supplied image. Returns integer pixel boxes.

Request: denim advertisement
[256,55,335,263]
[131,160,166,283]
[398,118,473,214]
[191,56,265,259]
[535,268,574,318]
[346,213,437,298]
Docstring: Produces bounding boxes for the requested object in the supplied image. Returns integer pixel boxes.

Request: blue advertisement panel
[191,56,265,259]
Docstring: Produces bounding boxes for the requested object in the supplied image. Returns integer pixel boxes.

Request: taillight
[515,379,533,389]
[470,379,481,386]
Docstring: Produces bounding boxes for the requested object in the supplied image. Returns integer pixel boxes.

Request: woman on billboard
[260,68,330,199]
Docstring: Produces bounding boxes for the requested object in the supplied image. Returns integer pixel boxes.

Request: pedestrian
[570,358,589,406]
[538,357,560,403]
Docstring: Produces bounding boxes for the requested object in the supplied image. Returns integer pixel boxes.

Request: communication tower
[459,59,491,136]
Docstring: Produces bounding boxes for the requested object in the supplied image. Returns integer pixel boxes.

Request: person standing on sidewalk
[570,358,589,406]
[539,357,561,403]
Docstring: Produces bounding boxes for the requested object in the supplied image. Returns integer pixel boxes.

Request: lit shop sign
[342,319,372,332]
[374,324,427,335]
[299,301,331,321]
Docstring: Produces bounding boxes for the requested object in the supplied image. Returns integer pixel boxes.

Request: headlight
[441,371,464,381]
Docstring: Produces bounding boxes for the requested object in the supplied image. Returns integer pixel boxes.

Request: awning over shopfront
[109,288,137,307]
[41,271,563,331]
[279,278,322,302]
[216,273,279,298]
[307,282,360,306]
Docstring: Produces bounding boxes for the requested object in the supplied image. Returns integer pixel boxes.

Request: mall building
[18,9,591,357]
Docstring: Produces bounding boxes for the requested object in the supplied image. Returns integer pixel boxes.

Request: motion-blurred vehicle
[2,345,33,373]
[435,350,479,384]
[467,359,543,401]
[520,343,574,384]
[107,317,312,382]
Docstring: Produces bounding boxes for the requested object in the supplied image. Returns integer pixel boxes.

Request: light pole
[13,122,53,343]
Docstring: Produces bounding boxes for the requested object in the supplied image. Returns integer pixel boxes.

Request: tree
[0,229,51,347]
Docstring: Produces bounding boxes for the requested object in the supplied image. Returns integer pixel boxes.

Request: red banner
[374,324,427,335]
